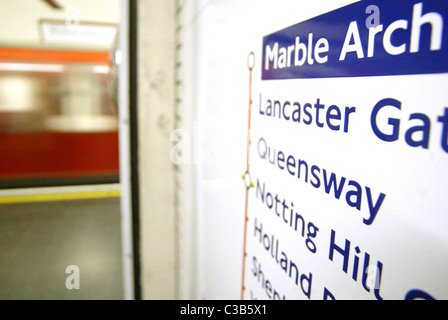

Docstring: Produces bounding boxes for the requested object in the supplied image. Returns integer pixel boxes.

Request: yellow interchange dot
[242,171,254,190]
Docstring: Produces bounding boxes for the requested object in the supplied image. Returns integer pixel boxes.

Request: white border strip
[118,0,135,301]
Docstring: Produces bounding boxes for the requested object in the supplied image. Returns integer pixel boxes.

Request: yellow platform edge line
[0,190,121,205]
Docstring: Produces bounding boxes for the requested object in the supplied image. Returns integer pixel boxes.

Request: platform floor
[0,195,123,300]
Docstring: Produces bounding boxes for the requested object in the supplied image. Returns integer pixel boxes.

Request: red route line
[246,59,254,171]
[241,52,255,300]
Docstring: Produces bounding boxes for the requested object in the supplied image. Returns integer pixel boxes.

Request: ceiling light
[40,20,118,47]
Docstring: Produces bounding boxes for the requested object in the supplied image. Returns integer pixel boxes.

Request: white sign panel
[194,0,448,300]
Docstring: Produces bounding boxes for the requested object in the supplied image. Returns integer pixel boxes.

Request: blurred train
[0,47,120,188]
